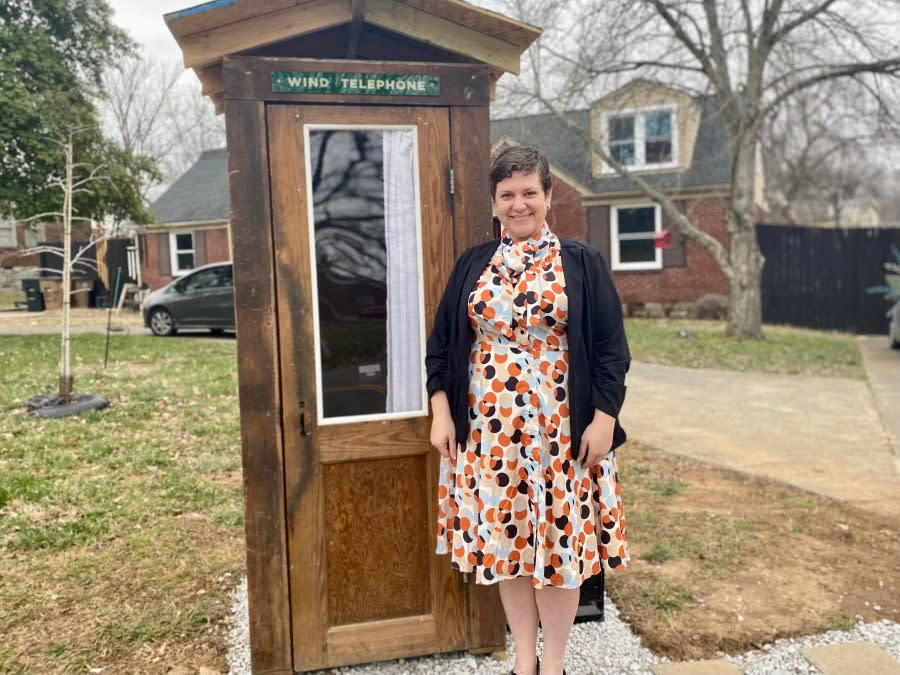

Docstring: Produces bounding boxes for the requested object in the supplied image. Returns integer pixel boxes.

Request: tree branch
[534,92,733,278]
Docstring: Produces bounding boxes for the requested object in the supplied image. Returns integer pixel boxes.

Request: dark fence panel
[757,224,900,334]
[37,238,138,306]
[39,240,98,278]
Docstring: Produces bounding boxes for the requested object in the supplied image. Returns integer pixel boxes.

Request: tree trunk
[727,138,765,338]
[58,140,74,404]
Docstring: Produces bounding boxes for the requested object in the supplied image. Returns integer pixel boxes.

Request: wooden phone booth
[165,2,539,673]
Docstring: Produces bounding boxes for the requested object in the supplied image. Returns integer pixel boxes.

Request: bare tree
[100,55,182,202]
[18,128,109,404]
[99,54,226,204]
[764,81,898,225]
[485,0,900,338]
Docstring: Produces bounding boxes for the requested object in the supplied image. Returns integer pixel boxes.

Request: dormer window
[602,104,678,171]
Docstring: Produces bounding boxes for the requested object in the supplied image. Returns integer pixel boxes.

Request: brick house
[492,79,764,310]
[0,219,93,290]
[140,148,232,290]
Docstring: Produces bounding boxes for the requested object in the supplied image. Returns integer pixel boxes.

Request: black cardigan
[425,237,630,453]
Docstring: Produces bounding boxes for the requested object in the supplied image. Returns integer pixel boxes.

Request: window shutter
[158,234,171,276]
[662,200,686,268]
[587,205,612,266]
[194,231,207,266]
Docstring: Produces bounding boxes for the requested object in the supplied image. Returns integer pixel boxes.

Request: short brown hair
[490,145,552,198]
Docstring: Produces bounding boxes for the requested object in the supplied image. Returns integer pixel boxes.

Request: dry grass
[0,307,144,330]
[0,334,244,675]
[607,442,900,659]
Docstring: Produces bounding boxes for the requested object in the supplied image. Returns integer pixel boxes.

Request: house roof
[490,95,732,197]
[165,0,541,112]
[148,148,230,225]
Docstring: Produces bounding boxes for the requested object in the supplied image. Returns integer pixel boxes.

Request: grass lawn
[0,334,243,675]
[0,322,886,673]
[624,318,864,378]
[0,288,23,311]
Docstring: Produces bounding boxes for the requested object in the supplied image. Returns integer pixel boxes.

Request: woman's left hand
[577,409,615,467]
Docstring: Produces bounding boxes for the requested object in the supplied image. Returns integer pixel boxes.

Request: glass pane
[309,128,423,420]
[177,253,194,270]
[617,207,656,235]
[184,268,219,290]
[608,114,634,141]
[175,233,193,251]
[644,110,672,138]
[619,238,656,263]
[646,140,672,163]
[610,142,635,166]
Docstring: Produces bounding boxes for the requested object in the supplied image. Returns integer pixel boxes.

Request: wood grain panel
[223,56,492,108]
[365,0,522,74]
[197,63,224,96]
[165,0,304,39]
[319,417,430,463]
[224,98,292,674]
[399,0,541,48]
[326,615,437,664]
[450,106,493,251]
[267,104,329,670]
[180,1,352,68]
[324,456,430,625]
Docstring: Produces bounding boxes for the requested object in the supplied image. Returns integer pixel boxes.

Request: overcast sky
[107,0,192,58]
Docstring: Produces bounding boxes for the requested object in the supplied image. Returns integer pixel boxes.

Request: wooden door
[266,104,464,672]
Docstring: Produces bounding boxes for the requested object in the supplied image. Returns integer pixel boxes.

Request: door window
[305,126,426,423]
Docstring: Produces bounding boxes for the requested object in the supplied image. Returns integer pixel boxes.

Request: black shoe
[509,660,540,675]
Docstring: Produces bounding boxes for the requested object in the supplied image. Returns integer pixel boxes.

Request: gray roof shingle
[149,148,230,224]
[490,96,731,195]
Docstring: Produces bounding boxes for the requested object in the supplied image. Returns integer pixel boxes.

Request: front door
[266,104,465,672]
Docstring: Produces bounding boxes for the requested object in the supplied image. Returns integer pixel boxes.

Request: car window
[220,265,233,287]
[183,268,221,291]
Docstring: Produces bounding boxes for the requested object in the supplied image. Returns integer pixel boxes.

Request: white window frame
[169,231,195,276]
[611,203,663,271]
[601,104,679,172]
[303,123,429,427]
[0,218,16,248]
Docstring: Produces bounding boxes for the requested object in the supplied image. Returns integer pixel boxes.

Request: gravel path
[224,577,900,674]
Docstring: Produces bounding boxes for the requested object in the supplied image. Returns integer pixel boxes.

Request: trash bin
[21,279,45,312]
[38,278,63,309]
[71,278,93,308]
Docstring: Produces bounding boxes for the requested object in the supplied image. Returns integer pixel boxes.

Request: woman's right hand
[429,391,458,461]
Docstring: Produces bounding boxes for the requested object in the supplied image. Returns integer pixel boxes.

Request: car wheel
[149,308,177,336]
[892,339,900,350]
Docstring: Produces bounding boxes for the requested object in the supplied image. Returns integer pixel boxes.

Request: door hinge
[449,167,455,196]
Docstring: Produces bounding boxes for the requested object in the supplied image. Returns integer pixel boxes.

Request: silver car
[142,262,235,336]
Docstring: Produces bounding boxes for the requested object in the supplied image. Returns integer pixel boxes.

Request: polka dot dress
[436,225,629,589]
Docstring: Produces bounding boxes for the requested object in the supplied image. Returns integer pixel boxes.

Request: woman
[425,145,630,675]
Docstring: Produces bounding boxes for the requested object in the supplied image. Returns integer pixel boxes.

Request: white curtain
[383,130,422,413]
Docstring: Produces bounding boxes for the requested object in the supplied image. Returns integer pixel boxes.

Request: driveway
[621,337,900,517]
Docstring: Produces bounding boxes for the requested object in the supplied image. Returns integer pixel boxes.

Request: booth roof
[165,0,541,112]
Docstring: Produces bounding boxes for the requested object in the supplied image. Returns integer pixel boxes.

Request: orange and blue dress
[433,224,629,589]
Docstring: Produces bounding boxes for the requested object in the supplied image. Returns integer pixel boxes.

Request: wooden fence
[757,224,900,334]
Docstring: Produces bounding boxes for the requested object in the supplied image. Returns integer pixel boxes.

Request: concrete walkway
[624,335,900,673]
[621,335,900,518]
[651,640,900,675]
